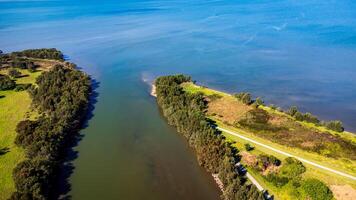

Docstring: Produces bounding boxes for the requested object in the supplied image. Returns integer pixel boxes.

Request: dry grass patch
[207,96,251,124]
[330,185,356,200]
[240,151,258,167]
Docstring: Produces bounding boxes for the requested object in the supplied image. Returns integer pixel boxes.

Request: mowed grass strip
[0,70,41,200]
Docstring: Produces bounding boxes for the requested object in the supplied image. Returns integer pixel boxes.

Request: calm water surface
[1,0,356,199]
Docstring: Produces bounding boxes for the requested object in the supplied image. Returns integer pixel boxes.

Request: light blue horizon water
[1,0,356,199]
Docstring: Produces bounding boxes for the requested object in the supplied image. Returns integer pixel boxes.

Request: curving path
[217,127,356,181]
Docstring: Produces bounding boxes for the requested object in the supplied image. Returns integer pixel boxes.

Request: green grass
[181,82,230,97]
[0,69,41,200]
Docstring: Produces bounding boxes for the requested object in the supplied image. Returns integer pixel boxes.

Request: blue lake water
[1,0,356,199]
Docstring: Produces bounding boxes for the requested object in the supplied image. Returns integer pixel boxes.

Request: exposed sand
[331,185,356,200]
[212,174,224,192]
[151,84,157,97]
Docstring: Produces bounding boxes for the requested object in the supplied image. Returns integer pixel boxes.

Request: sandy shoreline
[150,83,157,97]
[212,174,224,192]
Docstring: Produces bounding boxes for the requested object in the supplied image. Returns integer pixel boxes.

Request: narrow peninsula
[154,75,356,200]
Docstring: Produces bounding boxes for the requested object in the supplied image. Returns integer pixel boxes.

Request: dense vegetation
[10,64,91,199]
[287,106,344,132]
[155,75,264,200]
[248,154,332,200]
[234,104,356,160]
[10,48,64,61]
[0,74,16,90]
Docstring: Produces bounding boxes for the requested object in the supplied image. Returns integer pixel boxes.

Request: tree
[8,68,21,78]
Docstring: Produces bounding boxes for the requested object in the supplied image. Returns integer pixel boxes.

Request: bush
[0,74,16,90]
[300,178,333,200]
[325,120,344,132]
[269,104,277,110]
[257,154,281,170]
[237,109,277,131]
[8,68,21,78]
[234,92,252,105]
[265,173,289,187]
[302,112,320,124]
[255,97,264,106]
[244,143,254,151]
[279,157,306,179]
[288,106,298,116]
[14,84,31,91]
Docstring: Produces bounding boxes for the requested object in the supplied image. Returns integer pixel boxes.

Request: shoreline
[212,174,224,192]
[150,83,157,97]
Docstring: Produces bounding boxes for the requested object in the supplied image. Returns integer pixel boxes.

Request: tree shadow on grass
[53,78,100,200]
[0,95,5,99]
[0,147,10,156]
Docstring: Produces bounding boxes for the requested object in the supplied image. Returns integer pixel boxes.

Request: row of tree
[10,64,91,199]
[231,91,345,133]
[10,48,64,61]
[287,106,344,132]
[155,75,264,200]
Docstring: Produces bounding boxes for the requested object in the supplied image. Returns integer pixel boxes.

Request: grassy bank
[0,69,41,199]
[181,82,356,199]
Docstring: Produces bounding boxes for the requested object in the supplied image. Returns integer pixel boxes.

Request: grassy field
[182,82,356,199]
[0,69,41,199]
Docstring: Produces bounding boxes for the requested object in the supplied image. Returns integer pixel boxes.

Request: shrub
[0,74,16,90]
[288,106,298,116]
[257,154,281,170]
[325,120,344,132]
[234,92,252,105]
[265,173,289,187]
[255,97,264,106]
[302,112,320,124]
[14,83,31,91]
[300,178,333,200]
[269,104,277,110]
[8,68,21,78]
[244,143,254,151]
[279,157,306,179]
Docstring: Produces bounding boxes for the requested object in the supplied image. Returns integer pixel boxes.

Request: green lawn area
[0,69,41,200]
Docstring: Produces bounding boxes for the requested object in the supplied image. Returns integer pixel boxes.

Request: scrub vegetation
[181,81,356,200]
[0,49,91,199]
[155,75,264,200]
[182,82,356,161]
